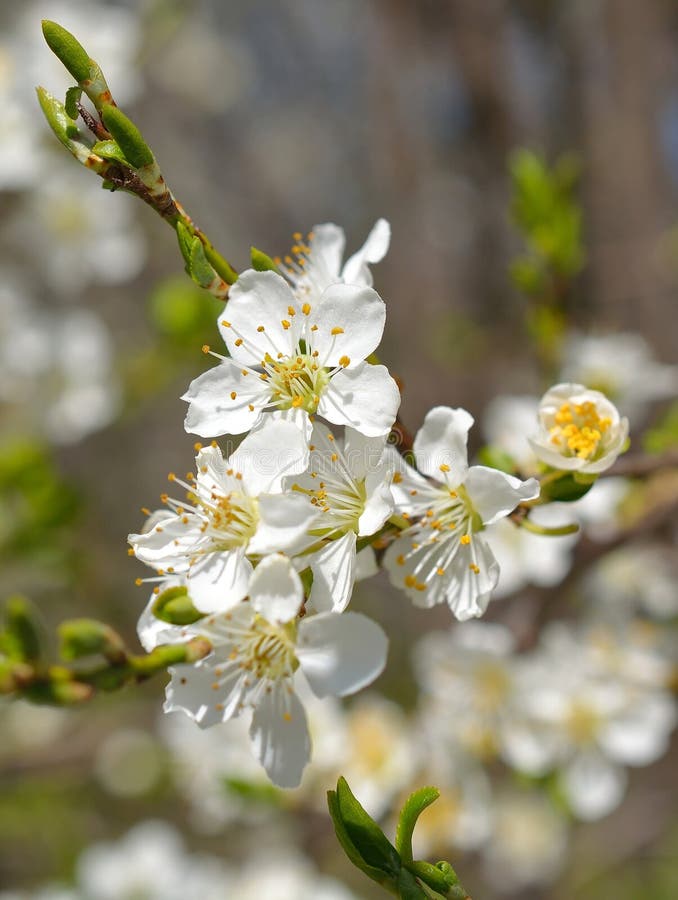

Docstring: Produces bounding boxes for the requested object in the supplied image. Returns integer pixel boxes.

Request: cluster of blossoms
[130,220,633,787]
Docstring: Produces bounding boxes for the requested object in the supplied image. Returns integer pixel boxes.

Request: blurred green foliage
[0,439,79,567]
[509,150,585,379]
[643,401,678,453]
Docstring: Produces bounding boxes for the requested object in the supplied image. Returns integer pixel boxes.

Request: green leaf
[35,87,81,147]
[250,246,278,272]
[396,867,428,899]
[189,236,218,288]
[327,788,398,892]
[91,139,130,165]
[396,786,440,865]
[175,220,193,266]
[101,105,154,169]
[335,777,401,877]
[152,585,204,626]
[64,85,82,119]
[42,20,91,83]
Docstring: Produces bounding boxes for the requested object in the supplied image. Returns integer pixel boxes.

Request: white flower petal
[413,406,473,483]
[129,512,204,570]
[307,223,346,281]
[342,428,389,481]
[308,283,385,366]
[219,269,300,364]
[187,549,253,613]
[249,553,303,623]
[355,546,379,581]
[562,752,626,820]
[248,493,318,556]
[341,218,391,286]
[249,683,311,788]
[308,531,357,613]
[464,466,540,525]
[183,360,265,437]
[359,460,394,536]
[319,362,400,436]
[297,611,388,697]
[165,661,244,728]
[231,418,310,494]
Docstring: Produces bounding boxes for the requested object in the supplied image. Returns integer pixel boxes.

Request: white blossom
[280,219,391,302]
[183,269,400,441]
[529,383,628,474]
[385,407,539,619]
[502,624,677,820]
[288,421,394,612]
[130,420,313,617]
[164,554,388,787]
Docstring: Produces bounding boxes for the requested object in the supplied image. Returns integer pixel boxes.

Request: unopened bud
[59,618,127,664]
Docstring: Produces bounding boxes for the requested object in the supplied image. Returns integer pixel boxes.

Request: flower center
[548,400,612,460]
[265,351,330,413]
[235,615,298,682]
[199,489,259,549]
[565,701,600,745]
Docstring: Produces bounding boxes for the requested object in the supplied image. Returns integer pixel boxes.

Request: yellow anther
[194,442,203,451]
[135,578,143,586]
[302,302,311,315]
[292,396,304,407]
[202,344,210,354]
[393,472,403,484]
[339,355,350,367]
[405,574,417,588]
[230,391,237,400]
[331,327,344,335]
[167,473,176,482]
[460,534,471,545]
[287,306,296,317]
[221,320,231,328]
[257,325,265,332]
[439,463,450,473]
[469,563,480,574]
[436,567,445,576]
[281,319,291,330]
[235,338,243,346]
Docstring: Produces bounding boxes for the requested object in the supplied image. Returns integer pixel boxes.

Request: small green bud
[42,20,91,83]
[2,596,42,663]
[396,786,440,865]
[59,618,127,664]
[152,585,204,626]
[540,472,595,503]
[23,678,94,706]
[250,246,278,272]
[101,105,154,169]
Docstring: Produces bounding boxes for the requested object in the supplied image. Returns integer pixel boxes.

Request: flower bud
[529,382,628,475]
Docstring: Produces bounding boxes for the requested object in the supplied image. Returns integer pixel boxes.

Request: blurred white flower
[483,791,568,892]
[585,544,678,622]
[15,163,146,294]
[413,621,519,761]
[76,820,232,900]
[503,623,677,821]
[530,383,628,474]
[227,850,361,900]
[482,394,540,472]
[561,332,678,417]
[0,283,121,443]
[94,728,162,798]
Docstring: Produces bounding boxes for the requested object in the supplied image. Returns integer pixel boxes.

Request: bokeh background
[1,1,678,897]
